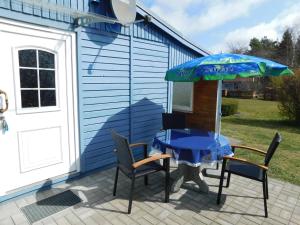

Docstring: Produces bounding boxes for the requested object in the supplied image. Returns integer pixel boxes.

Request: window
[18,49,56,108]
[172,82,194,112]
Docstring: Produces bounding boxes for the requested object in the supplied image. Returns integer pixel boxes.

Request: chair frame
[217,133,281,218]
[112,133,171,214]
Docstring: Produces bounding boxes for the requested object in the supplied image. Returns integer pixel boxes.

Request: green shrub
[222,101,238,116]
[274,69,300,123]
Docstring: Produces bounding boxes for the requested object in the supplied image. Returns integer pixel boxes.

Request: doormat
[21,190,81,224]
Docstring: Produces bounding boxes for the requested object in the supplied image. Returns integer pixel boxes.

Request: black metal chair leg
[113,167,119,196]
[263,180,268,218]
[128,176,135,214]
[144,175,148,186]
[226,172,231,188]
[265,174,269,199]
[165,159,170,203]
[217,160,226,204]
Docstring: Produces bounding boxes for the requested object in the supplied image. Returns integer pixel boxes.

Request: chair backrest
[162,113,186,130]
[264,132,282,166]
[111,130,134,171]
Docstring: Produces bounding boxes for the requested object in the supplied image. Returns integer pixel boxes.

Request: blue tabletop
[152,129,233,166]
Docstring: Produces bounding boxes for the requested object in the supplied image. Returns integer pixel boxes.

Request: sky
[139,0,300,53]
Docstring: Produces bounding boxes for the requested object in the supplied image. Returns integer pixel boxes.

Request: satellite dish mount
[76,0,152,27]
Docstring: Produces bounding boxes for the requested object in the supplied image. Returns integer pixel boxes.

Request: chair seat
[135,161,164,177]
[226,160,264,181]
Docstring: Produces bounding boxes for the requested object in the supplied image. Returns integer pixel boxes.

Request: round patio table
[151,129,233,193]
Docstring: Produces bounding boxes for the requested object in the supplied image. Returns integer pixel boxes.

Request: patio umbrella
[165,53,294,134]
[165,53,294,82]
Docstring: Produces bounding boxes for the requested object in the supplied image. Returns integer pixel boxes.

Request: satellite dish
[110,0,136,25]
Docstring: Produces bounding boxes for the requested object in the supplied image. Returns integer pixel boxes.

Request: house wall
[0,0,203,174]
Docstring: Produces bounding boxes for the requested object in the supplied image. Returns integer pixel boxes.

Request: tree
[248,36,278,59]
[294,36,300,67]
[249,38,261,53]
[277,29,294,66]
[227,42,247,54]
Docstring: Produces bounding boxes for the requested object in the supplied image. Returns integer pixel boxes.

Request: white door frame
[0,18,80,192]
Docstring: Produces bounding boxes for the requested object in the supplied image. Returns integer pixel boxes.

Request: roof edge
[136,1,211,56]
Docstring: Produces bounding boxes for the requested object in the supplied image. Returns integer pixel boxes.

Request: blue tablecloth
[152,129,233,167]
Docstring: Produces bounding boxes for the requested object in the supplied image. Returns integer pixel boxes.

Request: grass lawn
[221,98,300,185]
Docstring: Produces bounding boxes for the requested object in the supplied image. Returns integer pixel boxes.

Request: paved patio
[1,167,300,225]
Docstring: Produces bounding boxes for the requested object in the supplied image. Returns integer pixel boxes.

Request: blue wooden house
[0,0,215,202]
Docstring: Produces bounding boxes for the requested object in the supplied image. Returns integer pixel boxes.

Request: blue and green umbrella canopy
[165,53,294,82]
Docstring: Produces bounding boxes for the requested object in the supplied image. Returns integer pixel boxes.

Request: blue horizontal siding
[82,56,130,65]
[78,28,131,172]
[83,126,129,141]
[82,107,129,118]
[131,38,169,144]
[79,32,170,172]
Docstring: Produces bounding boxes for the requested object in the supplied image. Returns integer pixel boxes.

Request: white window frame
[172,82,194,113]
[13,46,60,114]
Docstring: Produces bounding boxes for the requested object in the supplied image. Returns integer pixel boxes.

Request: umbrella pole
[215,80,222,138]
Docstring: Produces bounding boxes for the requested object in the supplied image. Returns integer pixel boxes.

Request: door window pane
[21,90,39,108]
[40,70,55,88]
[39,50,54,68]
[20,69,38,88]
[173,82,194,112]
[19,49,37,67]
[40,90,56,106]
[18,49,57,109]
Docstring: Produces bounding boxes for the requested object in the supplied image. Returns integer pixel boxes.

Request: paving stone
[136,218,153,225]
[290,213,300,224]
[186,217,207,225]
[143,214,161,224]
[279,209,292,220]
[41,217,57,225]
[161,218,179,225]
[0,202,19,220]
[192,214,212,225]
[55,217,72,225]
[238,217,262,225]
[90,212,110,225]
[0,217,14,225]
[165,214,186,225]
[11,213,28,225]
[82,217,98,225]
[65,212,85,225]
[262,218,286,225]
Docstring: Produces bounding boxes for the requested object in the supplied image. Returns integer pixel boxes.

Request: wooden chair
[217,132,282,217]
[111,131,171,214]
[162,113,186,130]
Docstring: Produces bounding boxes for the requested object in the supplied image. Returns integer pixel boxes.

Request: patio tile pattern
[0,167,300,225]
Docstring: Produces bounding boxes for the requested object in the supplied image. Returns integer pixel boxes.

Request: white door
[0,19,79,196]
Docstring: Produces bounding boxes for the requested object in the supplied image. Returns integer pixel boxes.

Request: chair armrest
[129,143,147,148]
[132,154,171,169]
[223,156,268,170]
[231,145,266,155]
